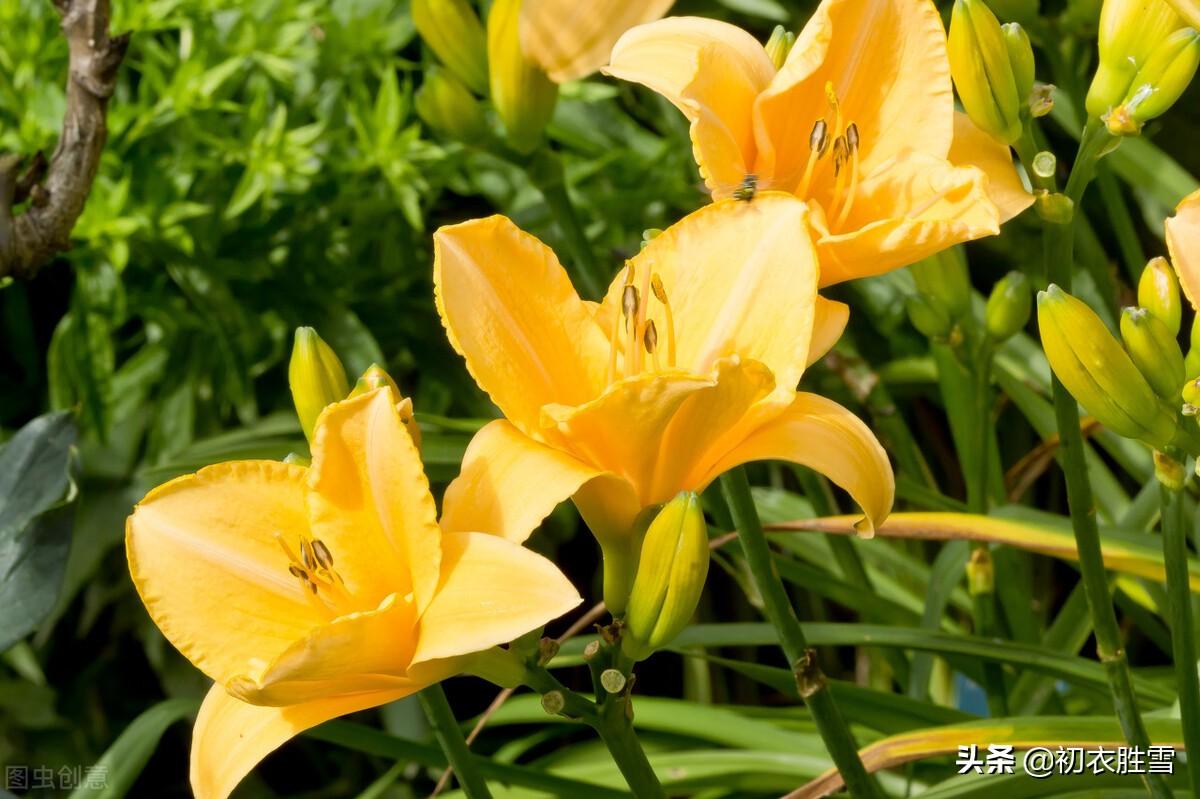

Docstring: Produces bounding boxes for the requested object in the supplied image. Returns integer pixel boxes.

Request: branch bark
[0,0,128,279]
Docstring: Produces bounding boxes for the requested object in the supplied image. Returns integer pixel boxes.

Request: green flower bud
[1003,23,1036,105]
[1182,375,1200,405]
[1120,306,1186,400]
[906,294,954,339]
[488,0,558,154]
[349,365,422,450]
[985,271,1032,340]
[1187,349,1200,380]
[1105,27,1200,134]
[949,0,1023,144]
[1086,0,1181,117]
[412,0,489,95]
[622,492,710,662]
[1138,256,1183,334]
[911,249,972,320]
[1038,286,1177,447]
[764,25,796,70]
[289,327,350,443]
[415,67,489,144]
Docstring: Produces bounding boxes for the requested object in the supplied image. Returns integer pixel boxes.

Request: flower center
[606,261,677,385]
[275,532,352,616]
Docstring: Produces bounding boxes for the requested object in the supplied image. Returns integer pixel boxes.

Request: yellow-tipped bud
[985,271,1032,340]
[289,327,350,443]
[906,294,954,339]
[1038,286,1177,447]
[412,0,489,95]
[1003,23,1036,106]
[765,25,796,70]
[1138,256,1183,334]
[911,249,972,320]
[949,0,1023,144]
[415,67,489,144]
[1182,375,1200,405]
[349,365,422,450]
[1086,0,1181,117]
[1167,0,1200,30]
[1105,27,1200,135]
[622,493,710,662]
[1120,306,1186,400]
[488,0,558,154]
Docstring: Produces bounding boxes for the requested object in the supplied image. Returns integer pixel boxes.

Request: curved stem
[719,466,884,799]
[418,684,494,799]
[593,694,666,799]
[1159,473,1200,799]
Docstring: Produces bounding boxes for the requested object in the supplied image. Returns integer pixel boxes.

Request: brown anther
[300,540,315,570]
[622,285,639,331]
[832,136,848,176]
[311,539,334,569]
[288,565,307,579]
[650,273,667,303]
[643,320,658,353]
[845,122,859,153]
[809,119,829,156]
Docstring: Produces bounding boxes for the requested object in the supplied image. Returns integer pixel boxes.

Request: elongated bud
[764,25,795,70]
[1003,23,1036,105]
[985,271,1032,340]
[1167,0,1200,30]
[488,0,558,153]
[906,294,954,339]
[1183,375,1200,405]
[412,0,489,95]
[1105,27,1200,135]
[1038,286,1177,447]
[349,365,422,450]
[289,327,350,443]
[949,0,1023,144]
[622,493,710,662]
[1086,0,1181,117]
[1120,306,1186,400]
[911,249,971,320]
[1138,256,1183,334]
[415,67,489,144]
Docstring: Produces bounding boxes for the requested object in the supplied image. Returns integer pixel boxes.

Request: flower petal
[812,152,1001,286]
[808,297,849,367]
[440,419,634,544]
[604,17,776,197]
[697,391,894,534]
[1166,189,1200,310]
[948,112,1033,223]
[599,195,819,389]
[307,390,441,614]
[434,215,610,434]
[520,0,675,83]
[411,532,583,664]
[126,461,322,684]
[754,0,954,195]
[190,681,436,799]
[226,593,420,706]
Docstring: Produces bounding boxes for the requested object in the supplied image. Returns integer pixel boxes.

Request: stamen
[288,565,307,579]
[834,122,861,230]
[623,284,641,378]
[311,539,334,569]
[797,119,828,199]
[622,285,639,332]
[633,262,653,375]
[644,319,661,371]
[607,264,632,384]
[650,274,676,368]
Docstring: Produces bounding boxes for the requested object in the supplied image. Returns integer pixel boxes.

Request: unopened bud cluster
[948,0,1037,143]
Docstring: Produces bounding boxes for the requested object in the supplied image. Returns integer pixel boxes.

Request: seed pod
[289,327,350,443]
[622,493,710,662]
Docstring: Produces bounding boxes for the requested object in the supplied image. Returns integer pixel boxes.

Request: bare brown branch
[0,0,128,279]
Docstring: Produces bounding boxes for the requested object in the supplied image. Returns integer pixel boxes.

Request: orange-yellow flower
[434,195,894,609]
[126,388,580,799]
[1167,189,1200,309]
[603,0,1034,285]
[520,0,676,82]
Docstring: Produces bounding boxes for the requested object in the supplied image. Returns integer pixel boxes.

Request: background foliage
[4,0,1200,795]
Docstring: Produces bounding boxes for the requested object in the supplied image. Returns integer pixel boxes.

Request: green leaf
[0,412,77,652]
[67,698,198,799]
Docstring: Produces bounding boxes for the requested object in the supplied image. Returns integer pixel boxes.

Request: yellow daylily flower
[1166,189,1200,309]
[126,387,581,799]
[603,0,1034,285]
[520,0,676,83]
[434,194,894,609]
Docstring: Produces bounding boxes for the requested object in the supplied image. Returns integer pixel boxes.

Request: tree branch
[0,0,128,279]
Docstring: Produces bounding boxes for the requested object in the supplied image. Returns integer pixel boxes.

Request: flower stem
[719,466,883,799]
[1158,466,1200,799]
[418,684,494,799]
[1028,120,1173,798]
[593,692,667,799]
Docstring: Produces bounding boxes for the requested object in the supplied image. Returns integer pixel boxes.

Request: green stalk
[1158,467,1200,799]
[526,152,605,299]
[593,692,667,799]
[418,685,494,799]
[719,467,883,799]
[1028,118,1173,798]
